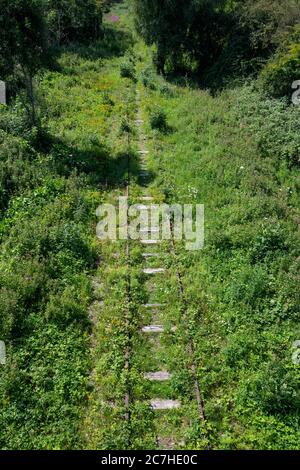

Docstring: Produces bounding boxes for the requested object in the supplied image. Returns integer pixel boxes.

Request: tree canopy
[132,0,300,86]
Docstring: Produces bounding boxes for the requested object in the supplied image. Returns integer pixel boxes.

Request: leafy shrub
[0,130,43,211]
[120,60,136,80]
[0,100,32,139]
[0,319,89,449]
[260,42,300,98]
[140,67,156,89]
[0,286,18,339]
[225,265,271,309]
[42,222,90,258]
[49,139,107,180]
[160,84,174,97]
[245,362,300,414]
[224,332,260,368]
[250,225,287,263]
[149,106,167,130]
[212,233,234,253]
[45,0,103,44]
[120,117,132,135]
[233,84,300,167]
[45,279,91,328]
[1,178,64,224]
[0,257,49,335]
[102,92,114,106]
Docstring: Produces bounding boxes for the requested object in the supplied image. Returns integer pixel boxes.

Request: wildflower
[109,16,120,23]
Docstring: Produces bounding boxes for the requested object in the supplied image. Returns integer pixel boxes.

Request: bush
[120,117,132,135]
[149,106,167,130]
[45,280,91,328]
[224,265,271,309]
[0,130,42,212]
[245,362,300,414]
[102,92,114,106]
[250,225,287,263]
[0,100,32,139]
[0,319,89,449]
[140,67,156,89]
[232,84,300,167]
[159,84,174,97]
[224,332,260,368]
[120,61,136,80]
[260,42,300,98]
[0,257,49,336]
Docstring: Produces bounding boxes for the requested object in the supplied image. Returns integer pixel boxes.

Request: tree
[0,0,105,125]
[132,0,187,73]
[132,0,228,74]
[0,0,51,125]
[44,0,104,45]
[236,0,300,53]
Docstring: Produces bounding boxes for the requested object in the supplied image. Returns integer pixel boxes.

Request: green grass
[138,57,300,449]
[1,0,299,451]
[0,2,137,449]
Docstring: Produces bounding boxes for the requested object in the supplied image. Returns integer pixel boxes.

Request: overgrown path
[1,0,299,452]
[128,87,210,449]
[82,0,300,451]
[81,5,210,447]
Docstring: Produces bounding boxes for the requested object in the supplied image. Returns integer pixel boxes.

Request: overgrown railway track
[120,86,211,450]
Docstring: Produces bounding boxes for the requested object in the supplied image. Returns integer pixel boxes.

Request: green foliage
[45,277,91,327]
[0,128,42,212]
[149,106,167,131]
[0,0,105,125]
[0,0,138,449]
[0,0,50,77]
[2,0,300,451]
[159,83,174,97]
[140,66,156,89]
[237,0,300,53]
[120,117,132,134]
[260,40,300,98]
[250,225,287,263]
[120,59,136,80]
[234,85,300,167]
[133,0,232,74]
[0,0,52,124]
[102,92,115,106]
[244,362,300,415]
[140,61,300,448]
[0,99,33,138]
[133,0,300,85]
[45,0,104,45]
[205,0,300,86]
[0,318,89,449]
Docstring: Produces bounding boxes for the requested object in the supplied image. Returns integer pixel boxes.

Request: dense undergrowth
[0,0,299,450]
[0,2,136,449]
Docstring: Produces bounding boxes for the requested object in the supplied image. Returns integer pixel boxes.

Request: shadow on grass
[162,124,175,135]
[38,129,149,189]
[54,25,134,68]
[162,38,264,96]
